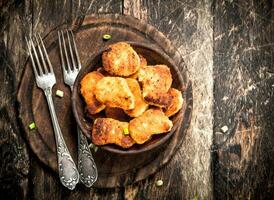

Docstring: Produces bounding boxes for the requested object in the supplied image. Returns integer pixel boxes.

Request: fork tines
[26,34,54,77]
[58,30,81,73]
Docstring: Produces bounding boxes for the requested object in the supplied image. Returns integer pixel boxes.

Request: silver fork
[58,30,98,187]
[26,35,79,190]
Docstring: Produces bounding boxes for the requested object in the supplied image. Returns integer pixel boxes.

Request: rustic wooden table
[0,0,273,199]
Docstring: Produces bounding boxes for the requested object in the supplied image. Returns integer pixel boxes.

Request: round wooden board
[17,14,192,188]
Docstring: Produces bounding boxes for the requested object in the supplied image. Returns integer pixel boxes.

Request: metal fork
[26,35,79,190]
[58,30,98,187]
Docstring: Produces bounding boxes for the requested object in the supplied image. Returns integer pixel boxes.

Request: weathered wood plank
[213,0,274,199]
[142,0,213,199]
[0,1,32,199]
[123,0,147,21]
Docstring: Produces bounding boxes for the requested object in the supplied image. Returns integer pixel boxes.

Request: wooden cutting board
[17,14,192,188]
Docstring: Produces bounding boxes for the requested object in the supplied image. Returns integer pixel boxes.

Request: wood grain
[213,1,274,199]
[123,0,147,21]
[1,0,273,199]
[145,1,214,199]
[0,1,31,199]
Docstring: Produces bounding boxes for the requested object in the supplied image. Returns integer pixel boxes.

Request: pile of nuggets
[80,42,183,148]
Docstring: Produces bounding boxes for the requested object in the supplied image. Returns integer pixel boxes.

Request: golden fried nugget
[129,109,173,144]
[105,107,128,121]
[138,65,172,95]
[80,72,105,115]
[92,118,135,148]
[124,78,149,117]
[128,54,147,79]
[143,92,172,108]
[102,42,140,76]
[164,88,183,117]
[138,65,172,107]
[95,77,135,110]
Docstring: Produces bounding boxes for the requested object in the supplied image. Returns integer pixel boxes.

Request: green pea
[156,180,163,187]
[29,122,36,130]
[103,34,111,40]
[123,128,129,135]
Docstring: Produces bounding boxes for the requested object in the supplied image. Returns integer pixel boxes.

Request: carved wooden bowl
[72,42,185,154]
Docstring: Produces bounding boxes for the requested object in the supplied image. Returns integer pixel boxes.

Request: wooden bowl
[72,41,185,154]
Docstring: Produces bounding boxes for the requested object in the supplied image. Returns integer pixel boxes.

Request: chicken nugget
[80,71,105,115]
[129,109,173,144]
[164,88,183,117]
[143,92,173,108]
[92,118,135,148]
[128,54,147,79]
[138,65,172,107]
[124,78,148,117]
[102,42,140,76]
[95,77,135,110]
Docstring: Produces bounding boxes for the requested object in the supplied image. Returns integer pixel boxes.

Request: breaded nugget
[102,42,140,76]
[143,92,173,108]
[128,54,147,79]
[105,107,128,121]
[80,71,105,114]
[164,88,183,117]
[92,118,135,148]
[95,77,135,110]
[138,65,172,107]
[124,78,148,117]
[129,109,173,144]
[138,65,172,95]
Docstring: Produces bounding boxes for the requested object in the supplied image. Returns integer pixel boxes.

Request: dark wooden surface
[213,1,274,199]
[0,0,273,200]
[17,15,193,188]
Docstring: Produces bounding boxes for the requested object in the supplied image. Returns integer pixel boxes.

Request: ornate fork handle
[45,88,79,190]
[77,127,98,187]
[68,85,97,187]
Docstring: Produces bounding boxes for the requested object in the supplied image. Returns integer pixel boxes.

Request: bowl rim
[72,41,185,155]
